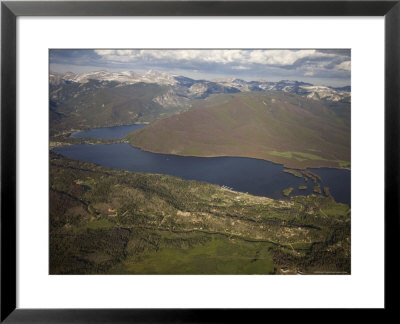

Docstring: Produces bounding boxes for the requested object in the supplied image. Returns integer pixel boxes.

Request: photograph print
[49,49,351,274]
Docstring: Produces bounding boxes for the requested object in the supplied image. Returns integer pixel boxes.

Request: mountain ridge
[127,91,350,169]
[50,69,351,103]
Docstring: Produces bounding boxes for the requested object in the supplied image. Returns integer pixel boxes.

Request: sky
[50,49,351,87]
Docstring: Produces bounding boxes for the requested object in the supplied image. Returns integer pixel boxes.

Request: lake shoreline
[59,123,350,171]
[126,142,351,171]
[53,142,351,205]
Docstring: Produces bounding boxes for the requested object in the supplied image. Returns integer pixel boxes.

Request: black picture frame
[1,0,399,322]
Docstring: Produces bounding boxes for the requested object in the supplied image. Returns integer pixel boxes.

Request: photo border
[1,1,399,321]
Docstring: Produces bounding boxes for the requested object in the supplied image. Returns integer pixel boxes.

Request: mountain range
[50,69,351,105]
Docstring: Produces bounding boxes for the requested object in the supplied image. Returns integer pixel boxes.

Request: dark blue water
[53,143,350,204]
[70,124,147,140]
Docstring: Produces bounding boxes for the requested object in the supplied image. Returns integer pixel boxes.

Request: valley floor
[50,152,350,275]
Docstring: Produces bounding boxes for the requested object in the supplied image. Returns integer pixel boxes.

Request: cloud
[50,49,351,86]
[248,49,336,66]
[93,49,342,68]
[232,65,250,70]
[336,61,351,71]
[94,49,248,65]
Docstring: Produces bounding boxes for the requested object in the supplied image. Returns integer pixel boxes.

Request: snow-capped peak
[50,69,350,103]
[52,70,178,86]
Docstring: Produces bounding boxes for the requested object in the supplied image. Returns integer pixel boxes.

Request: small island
[283,187,294,196]
[314,184,322,194]
[283,169,303,178]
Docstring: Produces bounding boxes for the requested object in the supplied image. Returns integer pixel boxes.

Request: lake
[70,124,148,140]
[55,125,351,204]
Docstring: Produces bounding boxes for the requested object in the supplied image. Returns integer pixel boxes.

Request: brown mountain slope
[127,92,350,169]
